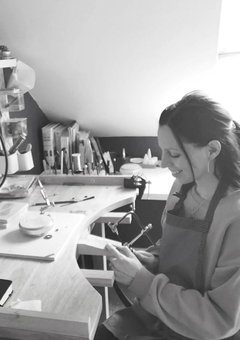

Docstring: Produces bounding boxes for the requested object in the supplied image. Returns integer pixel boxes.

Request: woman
[94,91,240,340]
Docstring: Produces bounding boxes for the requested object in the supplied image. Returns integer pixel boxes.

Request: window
[218,0,240,55]
[213,0,240,120]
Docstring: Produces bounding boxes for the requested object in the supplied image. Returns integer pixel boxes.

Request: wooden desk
[0,176,136,340]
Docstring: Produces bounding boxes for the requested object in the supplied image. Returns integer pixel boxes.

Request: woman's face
[158,125,209,184]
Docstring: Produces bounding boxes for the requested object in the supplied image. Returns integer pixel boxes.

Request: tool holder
[0,150,33,174]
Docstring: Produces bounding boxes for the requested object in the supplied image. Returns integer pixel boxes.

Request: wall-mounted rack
[0,58,17,150]
[0,58,33,174]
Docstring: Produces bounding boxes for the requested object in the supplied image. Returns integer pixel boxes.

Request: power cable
[0,131,8,188]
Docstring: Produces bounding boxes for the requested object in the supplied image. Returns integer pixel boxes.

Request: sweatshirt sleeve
[127,218,240,340]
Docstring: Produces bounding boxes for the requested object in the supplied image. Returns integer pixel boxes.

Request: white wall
[0,0,222,136]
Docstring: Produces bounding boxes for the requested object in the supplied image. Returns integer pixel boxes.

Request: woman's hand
[133,250,158,273]
[106,244,142,286]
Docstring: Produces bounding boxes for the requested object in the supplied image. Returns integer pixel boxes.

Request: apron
[104,180,236,340]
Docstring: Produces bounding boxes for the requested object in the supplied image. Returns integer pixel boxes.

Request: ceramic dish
[120,163,142,175]
[19,213,54,237]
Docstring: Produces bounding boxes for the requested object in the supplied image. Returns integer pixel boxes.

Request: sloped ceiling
[0,0,222,136]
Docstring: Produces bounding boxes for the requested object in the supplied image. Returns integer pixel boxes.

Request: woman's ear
[207,140,221,159]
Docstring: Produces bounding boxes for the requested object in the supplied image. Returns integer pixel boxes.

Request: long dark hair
[159,91,240,188]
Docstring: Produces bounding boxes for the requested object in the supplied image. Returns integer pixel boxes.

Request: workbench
[0,175,137,340]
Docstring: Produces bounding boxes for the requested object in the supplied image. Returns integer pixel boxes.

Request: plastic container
[0,150,34,174]
[7,91,25,111]
[0,153,19,174]
[2,118,27,139]
[18,150,34,171]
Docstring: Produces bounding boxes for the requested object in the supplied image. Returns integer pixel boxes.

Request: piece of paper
[10,298,42,311]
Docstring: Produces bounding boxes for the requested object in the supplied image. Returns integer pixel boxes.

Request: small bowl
[19,213,53,237]
[120,163,142,175]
